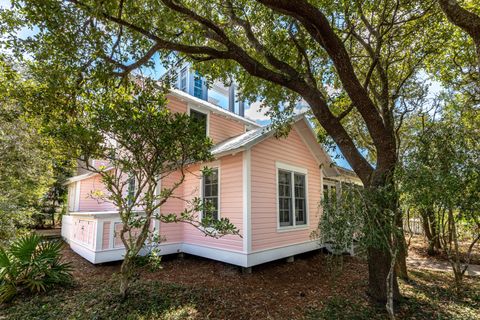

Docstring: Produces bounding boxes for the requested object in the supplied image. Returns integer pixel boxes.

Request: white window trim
[322,179,339,202]
[179,66,188,92]
[187,104,210,137]
[275,161,309,231]
[198,162,221,221]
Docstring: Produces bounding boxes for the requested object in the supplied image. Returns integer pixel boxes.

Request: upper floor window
[278,165,307,228]
[190,109,207,136]
[193,71,203,98]
[127,176,136,206]
[202,168,219,220]
[180,67,187,92]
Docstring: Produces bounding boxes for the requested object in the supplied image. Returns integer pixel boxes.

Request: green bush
[0,233,72,303]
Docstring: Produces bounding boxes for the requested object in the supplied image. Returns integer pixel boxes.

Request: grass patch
[305,269,480,320]
[305,298,383,320]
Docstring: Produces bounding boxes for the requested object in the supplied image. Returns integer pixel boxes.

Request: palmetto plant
[0,234,72,303]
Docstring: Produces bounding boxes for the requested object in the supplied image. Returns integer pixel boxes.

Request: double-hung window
[193,71,203,98]
[180,67,187,92]
[127,176,136,206]
[190,109,208,136]
[323,183,337,204]
[278,166,307,228]
[202,168,219,221]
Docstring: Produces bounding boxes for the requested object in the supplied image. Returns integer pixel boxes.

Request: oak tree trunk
[366,166,401,303]
[421,207,441,256]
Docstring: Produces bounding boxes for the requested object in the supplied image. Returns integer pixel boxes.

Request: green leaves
[0,234,73,303]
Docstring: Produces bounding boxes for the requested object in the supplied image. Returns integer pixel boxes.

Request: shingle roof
[211,113,305,156]
[211,126,269,156]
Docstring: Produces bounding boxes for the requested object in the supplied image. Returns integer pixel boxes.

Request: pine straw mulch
[2,244,479,320]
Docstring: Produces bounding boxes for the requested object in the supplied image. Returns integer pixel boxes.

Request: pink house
[61,88,361,268]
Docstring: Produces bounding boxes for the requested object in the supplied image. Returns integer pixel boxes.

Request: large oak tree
[1,0,445,302]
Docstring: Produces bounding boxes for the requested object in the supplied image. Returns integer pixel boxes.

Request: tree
[52,78,239,298]
[1,0,442,302]
[0,57,60,243]
[401,96,480,290]
[437,0,480,65]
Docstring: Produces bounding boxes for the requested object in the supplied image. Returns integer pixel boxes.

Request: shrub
[0,233,72,302]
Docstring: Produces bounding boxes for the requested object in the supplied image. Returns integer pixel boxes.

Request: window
[323,183,337,204]
[180,67,187,92]
[190,109,207,136]
[278,167,307,228]
[278,170,292,226]
[127,176,136,206]
[68,182,78,212]
[202,168,219,220]
[193,71,203,98]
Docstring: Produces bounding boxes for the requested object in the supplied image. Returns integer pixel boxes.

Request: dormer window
[190,108,208,136]
[193,71,203,99]
[180,67,187,92]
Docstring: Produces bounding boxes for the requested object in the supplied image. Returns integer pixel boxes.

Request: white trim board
[242,149,252,254]
[68,235,322,267]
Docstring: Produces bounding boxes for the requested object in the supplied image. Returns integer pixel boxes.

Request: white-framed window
[276,162,308,229]
[180,67,187,92]
[193,71,203,98]
[127,176,136,206]
[202,167,219,221]
[323,181,337,204]
[188,105,209,137]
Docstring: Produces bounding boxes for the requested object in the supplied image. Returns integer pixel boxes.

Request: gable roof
[65,114,359,184]
[211,114,341,178]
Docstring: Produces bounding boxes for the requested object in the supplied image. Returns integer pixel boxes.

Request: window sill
[276,225,309,233]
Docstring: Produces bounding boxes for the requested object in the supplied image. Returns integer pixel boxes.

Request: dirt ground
[3,242,479,319]
[62,247,370,319]
[407,234,480,265]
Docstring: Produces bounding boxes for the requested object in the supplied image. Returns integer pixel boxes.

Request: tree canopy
[1,0,479,308]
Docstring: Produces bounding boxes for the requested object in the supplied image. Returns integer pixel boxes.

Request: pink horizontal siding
[181,154,244,252]
[250,126,322,252]
[102,221,111,249]
[166,95,188,114]
[209,113,245,144]
[166,95,246,144]
[158,171,185,244]
[78,175,116,212]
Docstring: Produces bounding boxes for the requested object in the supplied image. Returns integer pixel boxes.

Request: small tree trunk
[386,249,399,320]
[119,255,133,299]
[449,208,464,293]
[395,210,408,280]
[421,207,441,255]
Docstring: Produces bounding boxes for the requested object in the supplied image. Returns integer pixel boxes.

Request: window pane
[294,174,306,225]
[190,109,207,136]
[180,67,187,91]
[194,71,203,98]
[323,185,329,200]
[278,170,292,226]
[203,168,219,221]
